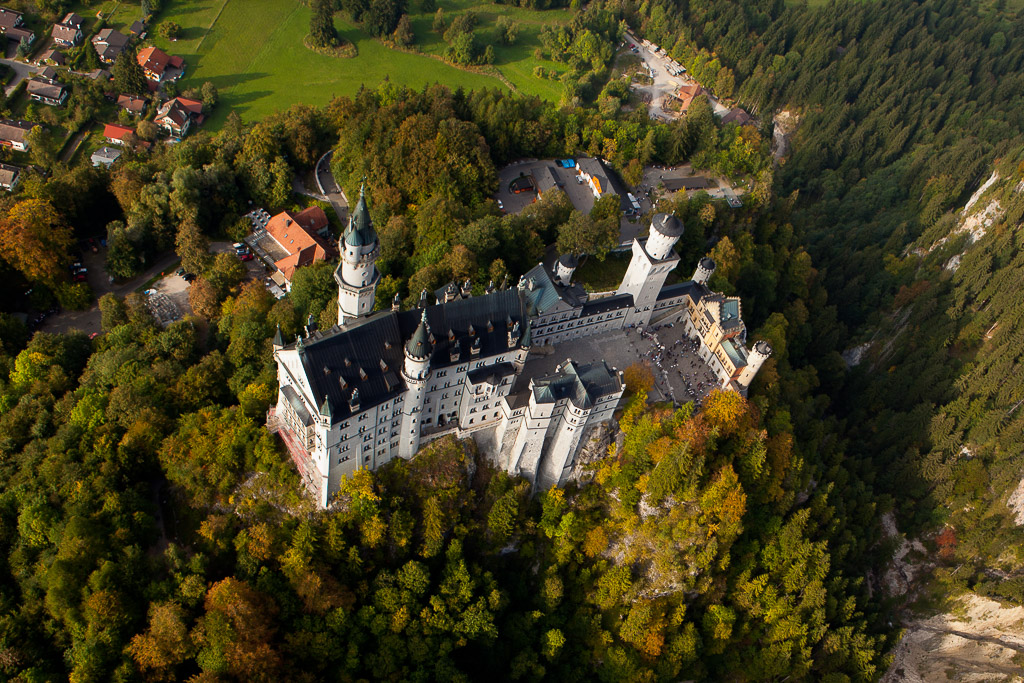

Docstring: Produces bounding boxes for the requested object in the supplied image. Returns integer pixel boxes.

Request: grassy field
[140,0,571,129]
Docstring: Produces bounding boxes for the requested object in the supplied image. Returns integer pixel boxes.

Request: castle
[270,189,772,507]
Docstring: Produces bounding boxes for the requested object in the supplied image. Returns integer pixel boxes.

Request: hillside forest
[0,0,1023,680]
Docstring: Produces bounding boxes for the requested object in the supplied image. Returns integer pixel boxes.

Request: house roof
[38,49,65,64]
[156,98,202,130]
[0,8,22,31]
[37,66,58,81]
[129,20,145,35]
[27,79,66,100]
[0,119,36,143]
[61,12,83,29]
[662,176,711,191]
[117,94,147,113]
[103,123,134,140]
[580,292,633,316]
[676,84,704,111]
[265,208,335,281]
[0,162,20,185]
[93,28,129,47]
[291,288,530,423]
[721,109,752,126]
[137,46,170,75]
[4,26,33,41]
[91,146,122,162]
[51,23,79,42]
[535,165,559,193]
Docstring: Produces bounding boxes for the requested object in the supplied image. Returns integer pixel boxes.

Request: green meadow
[140,0,572,128]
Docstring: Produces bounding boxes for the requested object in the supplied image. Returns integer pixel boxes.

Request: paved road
[623,32,729,120]
[0,57,37,96]
[315,150,349,224]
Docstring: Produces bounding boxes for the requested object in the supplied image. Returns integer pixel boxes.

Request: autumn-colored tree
[623,362,655,396]
[129,602,193,681]
[0,198,74,284]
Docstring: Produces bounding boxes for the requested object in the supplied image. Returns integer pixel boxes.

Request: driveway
[0,57,37,95]
[315,150,349,224]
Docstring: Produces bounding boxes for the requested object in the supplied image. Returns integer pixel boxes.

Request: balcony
[267,408,322,502]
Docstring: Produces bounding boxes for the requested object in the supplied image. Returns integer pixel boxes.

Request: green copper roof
[405,309,431,360]
[344,184,377,247]
[521,318,532,348]
[273,325,283,347]
[320,396,333,419]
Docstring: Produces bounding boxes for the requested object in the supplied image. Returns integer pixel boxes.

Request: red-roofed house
[674,84,705,115]
[103,123,134,145]
[137,46,185,82]
[154,97,203,137]
[265,207,334,289]
[116,94,147,116]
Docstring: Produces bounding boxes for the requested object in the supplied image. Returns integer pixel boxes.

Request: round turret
[646,213,684,260]
[553,253,578,286]
[737,340,773,388]
[404,310,432,380]
[692,256,716,285]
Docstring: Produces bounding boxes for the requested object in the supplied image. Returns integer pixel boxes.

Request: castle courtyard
[524,321,719,408]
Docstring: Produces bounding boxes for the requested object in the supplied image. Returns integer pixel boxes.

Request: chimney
[392,292,400,312]
[418,289,427,308]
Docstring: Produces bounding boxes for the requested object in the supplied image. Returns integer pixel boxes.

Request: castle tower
[616,213,684,327]
[335,185,380,326]
[692,256,715,285]
[513,318,532,374]
[736,340,772,388]
[398,310,432,459]
[553,254,578,286]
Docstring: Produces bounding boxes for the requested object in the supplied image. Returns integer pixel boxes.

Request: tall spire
[405,309,431,360]
[344,181,376,247]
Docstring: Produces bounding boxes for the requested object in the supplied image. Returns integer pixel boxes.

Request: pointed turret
[319,396,333,421]
[344,183,378,248]
[272,325,284,350]
[521,318,532,348]
[336,183,381,325]
[405,309,431,361]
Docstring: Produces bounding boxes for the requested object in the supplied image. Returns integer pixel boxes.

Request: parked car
[240,253,254,261]
[182,273,196,282]
[73,273,87,283]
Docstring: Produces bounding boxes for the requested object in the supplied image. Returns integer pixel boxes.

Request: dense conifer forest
[0,0,1023,679]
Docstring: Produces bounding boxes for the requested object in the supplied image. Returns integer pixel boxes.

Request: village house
[50,12,84,46]
[0,8,34,47]
[91,146,122,167]
[136,46,185,82]
[262,207,334,291]
[0,119,36,152]
[154,97,202,137]
[27,77,68,106]
[0,162,20,191]
[103,122,134,145]
[92,28,129,64]
[116,94,147,116]
[37,49,65,66]
[129,20,145,38]
[674,84,705,115]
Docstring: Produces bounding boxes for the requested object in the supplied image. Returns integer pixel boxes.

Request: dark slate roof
[656,281,696,302]
[467,362,514,385]
[405,310,431,359]
[699,256,715,271]
[294,288,529,423]
[651,213,684,238]
[344,187,377,247]
[557,253,578,269]
[580,292,633,316]
[663,176,711,191]
[535,165,559,192]
[532,360,621,409]
[522,263,586,315]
